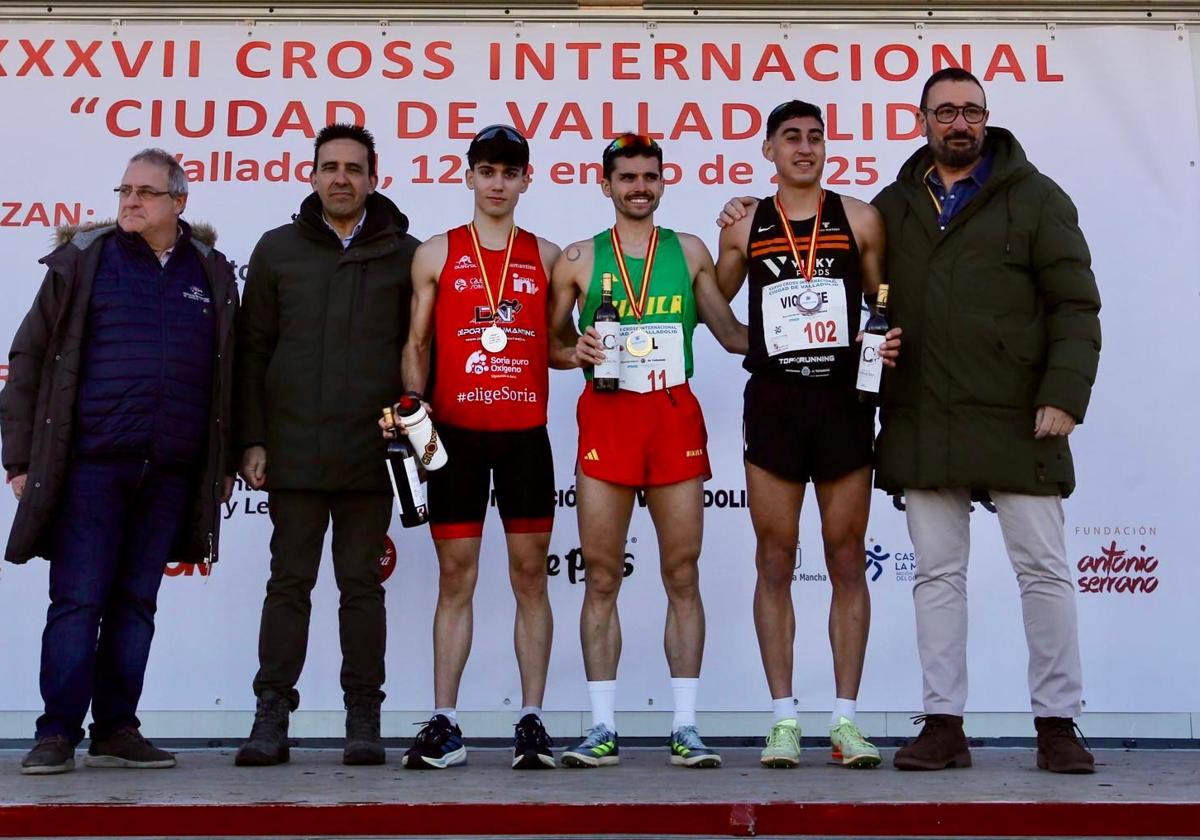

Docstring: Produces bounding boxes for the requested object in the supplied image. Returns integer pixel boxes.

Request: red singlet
[430,225,550,430]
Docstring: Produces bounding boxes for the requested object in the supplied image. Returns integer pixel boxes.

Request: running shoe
[668,725,722,768]
[561,723,619,768]
[401,714,466,769]
[760,719,801,768]
[512,713,555,769]
[830,716,882,768]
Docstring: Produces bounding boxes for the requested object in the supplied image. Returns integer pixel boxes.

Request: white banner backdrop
[0,22,1197,720]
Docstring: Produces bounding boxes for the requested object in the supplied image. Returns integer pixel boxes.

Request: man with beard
[872,68,1101,773]
[549,134,747,768]
[235,123,419,767]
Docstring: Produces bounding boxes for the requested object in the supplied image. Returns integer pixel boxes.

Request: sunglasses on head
[602,133,661,161]
[472,124,528,146]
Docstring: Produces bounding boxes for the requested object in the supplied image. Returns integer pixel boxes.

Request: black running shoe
[402,714,466,769]
[512,713,555,769]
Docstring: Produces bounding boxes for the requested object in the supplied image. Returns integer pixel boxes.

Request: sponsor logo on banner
[865,542,886,582]
[1074,525,1160,595]
[793,543,828,584]
[379,536,397,584]
[548,541,636,583]
[222,476,269,519]
[865,539,917,583]
[164,559,211,578]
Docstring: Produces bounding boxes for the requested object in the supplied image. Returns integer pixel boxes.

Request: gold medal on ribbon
[468,222,518,353]
[625,327,653,358]
[774,190,824,287]
[608,225,659,356]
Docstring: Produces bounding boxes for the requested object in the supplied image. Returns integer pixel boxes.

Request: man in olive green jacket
[234,124,419,768]
[872,69,1101,774]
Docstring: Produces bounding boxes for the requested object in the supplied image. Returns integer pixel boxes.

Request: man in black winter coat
[1,148,238,775]
[234,123,419,767]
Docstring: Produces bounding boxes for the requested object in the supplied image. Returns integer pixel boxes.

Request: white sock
[587,680,617,731]
[670,677,699,730]
[519,706,542,721]
[832,697,857,726]
[434,707,458,725]
[772,696,797,724]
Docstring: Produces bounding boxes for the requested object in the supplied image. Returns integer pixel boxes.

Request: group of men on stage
[3,67,1101,777]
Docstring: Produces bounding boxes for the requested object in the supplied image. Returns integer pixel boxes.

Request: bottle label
[403,456,427,511]
[594,320,621,381]
[856,332,887,393]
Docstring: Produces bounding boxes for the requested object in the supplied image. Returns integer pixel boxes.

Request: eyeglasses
[115,185,173,200]
[472,124,528,146]
[923,104,988,124]
[602,133,661,161]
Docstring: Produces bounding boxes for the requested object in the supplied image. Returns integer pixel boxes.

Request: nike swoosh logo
[757,225,775,233]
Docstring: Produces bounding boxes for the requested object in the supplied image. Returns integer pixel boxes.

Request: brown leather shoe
[1035,717,1095,774]
[893,714,972,771]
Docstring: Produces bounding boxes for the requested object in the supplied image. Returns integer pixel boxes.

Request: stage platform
[1,746,1197,838]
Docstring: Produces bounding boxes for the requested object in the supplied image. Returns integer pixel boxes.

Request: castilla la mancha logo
[1074,525,1160,595]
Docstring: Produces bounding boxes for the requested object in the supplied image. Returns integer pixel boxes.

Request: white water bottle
[394,393,448,471]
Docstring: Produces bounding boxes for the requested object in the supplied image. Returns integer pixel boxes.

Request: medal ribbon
[608,225,659,323]
[773,190,824,283]
[468,222,518,323]
[922,165,945,216]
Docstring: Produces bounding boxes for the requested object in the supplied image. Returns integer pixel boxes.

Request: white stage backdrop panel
[0,22,1197,716]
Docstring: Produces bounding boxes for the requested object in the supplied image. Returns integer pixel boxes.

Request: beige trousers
[905,488,1083,718]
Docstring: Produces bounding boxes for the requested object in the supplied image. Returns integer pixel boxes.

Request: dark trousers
[252,490,392,708]
[37,458,191,745]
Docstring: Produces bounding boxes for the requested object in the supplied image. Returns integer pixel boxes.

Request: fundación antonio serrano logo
[1074,524,1160,595]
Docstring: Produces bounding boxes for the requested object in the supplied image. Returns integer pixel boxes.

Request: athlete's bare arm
[548,239,604,368]
[401,234,447,398]
[679,232,749,355]
[843,197,886,297]
[716,195,758,229]
[843,196,902,367]
[714,202,758,302]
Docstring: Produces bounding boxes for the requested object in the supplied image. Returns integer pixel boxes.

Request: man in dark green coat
[233,124,419,768]
[872,69,1101,774]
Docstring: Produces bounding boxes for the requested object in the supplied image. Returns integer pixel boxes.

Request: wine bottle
[382,406,429,528]
[856,283,890,396]
[593,272,621,392]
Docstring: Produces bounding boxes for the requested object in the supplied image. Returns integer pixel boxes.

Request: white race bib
[619,322,686,393]
[761,276,849,356]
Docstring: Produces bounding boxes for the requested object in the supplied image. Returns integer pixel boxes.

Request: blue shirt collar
[925,150,993,191]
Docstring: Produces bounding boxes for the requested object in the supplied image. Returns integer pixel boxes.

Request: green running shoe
[760,719,801,768]
[668,725,722,768]
[830,716,881,768]
[561,723,619,768]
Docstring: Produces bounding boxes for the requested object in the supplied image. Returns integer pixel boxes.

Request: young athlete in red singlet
[390,125,561,771]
